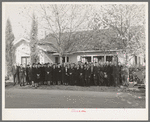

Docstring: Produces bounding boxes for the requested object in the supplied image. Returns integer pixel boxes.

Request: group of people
[12,61,126,88]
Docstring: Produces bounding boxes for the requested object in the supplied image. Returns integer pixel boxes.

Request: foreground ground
[5,82,145,108]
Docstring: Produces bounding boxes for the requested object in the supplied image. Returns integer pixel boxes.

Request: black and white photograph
[2,2,148,120]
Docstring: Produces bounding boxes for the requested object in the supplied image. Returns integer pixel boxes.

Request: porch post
[104,55,106,62]
[91,56,93,62]
[65,56,67,63]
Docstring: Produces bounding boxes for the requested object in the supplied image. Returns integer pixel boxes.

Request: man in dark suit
[79,65,84,86]
[61,63,65,85]
[34,63,41,88]
[28,64,32,85]
[113,62,119,87]
[109,62,114,86]
[118,63,123,86]
[103,62,108,86]
[98,62,103,86]
[16,64,20,84]
[19,64,25,86]
[89,63,94,86]
[84,64,90,86]
[105,61,111,86]
[64,64,69,85]
[52,64,57,85]
[40,63,45,85]
[57,64,62,85]
[74,64,80,86]
[93,62,99,86]
[45,63,52,85]
[12,64,17,86]
[26,65,30,85]
[68,63,74,85]
[31,63,36,87]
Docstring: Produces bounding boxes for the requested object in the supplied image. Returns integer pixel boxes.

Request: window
[21,56,30,65]
[135,56,137,64]
[67,57,69,62]
[55,57,58,64]
[82,56,91,63]
[62,57,65,63]
[93,56,104,62]
[106,56,113,62]
[85,57,91,62]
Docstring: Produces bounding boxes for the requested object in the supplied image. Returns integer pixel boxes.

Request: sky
[4,3,97,41]
[4,4,42,40]
[4,3,91,41]
[3,2,147,42]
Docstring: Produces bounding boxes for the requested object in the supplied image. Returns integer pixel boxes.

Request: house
[13,27,145,67]
[37,28,145,66]
[13,38,30,65]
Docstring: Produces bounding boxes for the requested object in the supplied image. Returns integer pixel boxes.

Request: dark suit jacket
[68,68,74,76]
[12,66,17,75]
[84,68,90,79]
[93,66,99,75]
[19,67,25,76]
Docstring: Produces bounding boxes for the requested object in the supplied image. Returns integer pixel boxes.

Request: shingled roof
[38,26,144,53]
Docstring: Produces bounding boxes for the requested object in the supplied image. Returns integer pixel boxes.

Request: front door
[21,56,30,66]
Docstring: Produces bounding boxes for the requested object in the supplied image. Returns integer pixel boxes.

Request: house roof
[38,26,144,54]
[13,38,30,45]
[13,38,30,49]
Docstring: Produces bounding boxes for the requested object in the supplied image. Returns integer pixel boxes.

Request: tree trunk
[124,52,129,86]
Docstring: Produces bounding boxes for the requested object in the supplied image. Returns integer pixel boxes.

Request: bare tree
[37,4,91,63]
[92,4,145,63]
[90,4,146,85]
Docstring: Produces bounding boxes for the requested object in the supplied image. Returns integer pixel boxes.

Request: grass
[5,80,145,94]
[5,80,121,92]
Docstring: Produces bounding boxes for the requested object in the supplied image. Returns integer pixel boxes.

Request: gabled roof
[13,38,30,49]
[13,37,30,45]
